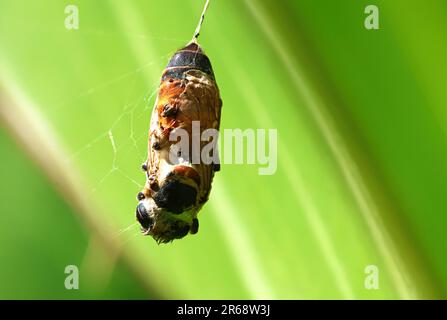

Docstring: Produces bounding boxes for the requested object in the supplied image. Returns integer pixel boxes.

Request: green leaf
[1,0,446,299]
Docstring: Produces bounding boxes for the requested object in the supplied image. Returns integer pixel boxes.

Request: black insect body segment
[161,43,215,81]
[153,179,198,215]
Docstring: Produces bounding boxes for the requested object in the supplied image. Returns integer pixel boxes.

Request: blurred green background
[0,0,446,299]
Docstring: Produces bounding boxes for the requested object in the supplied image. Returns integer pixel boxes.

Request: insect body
[136,41,222,243]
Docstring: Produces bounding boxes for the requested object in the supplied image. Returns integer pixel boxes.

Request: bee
[135,40,222,243]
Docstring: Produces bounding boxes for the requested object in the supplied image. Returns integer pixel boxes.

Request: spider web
[54,32,189,243]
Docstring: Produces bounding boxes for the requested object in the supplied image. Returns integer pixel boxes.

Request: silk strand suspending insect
[135,0,222,243]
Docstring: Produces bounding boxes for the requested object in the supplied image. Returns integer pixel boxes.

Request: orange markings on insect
[171,165,201,186]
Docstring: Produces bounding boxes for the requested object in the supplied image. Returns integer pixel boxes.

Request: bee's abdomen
[162,42,214,81]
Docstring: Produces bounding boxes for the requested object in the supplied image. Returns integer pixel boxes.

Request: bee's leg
[199,194,209,205]
[161,103,178,118]
[151,126,174,150]
[190,218,199,234]
[148,174,160,191]
[136,191,145,201]
[151,133,166,150]
[212,148,221,172]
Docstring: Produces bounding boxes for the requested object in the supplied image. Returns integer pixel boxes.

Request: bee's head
[135,167,200,243]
